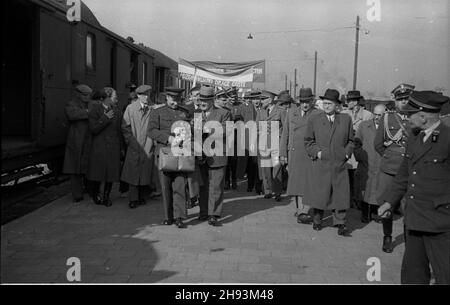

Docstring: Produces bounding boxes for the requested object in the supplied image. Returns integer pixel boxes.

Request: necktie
[142,105,149,116]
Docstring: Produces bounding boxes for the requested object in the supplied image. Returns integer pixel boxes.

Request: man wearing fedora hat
[257,90,286,201]
[196,86,232,226]
[378,91,450,284]
[374,83,415,252]
[304,88,354,235]
[341,90,373,210]
[341,90,373,132]
[280,88,321,222]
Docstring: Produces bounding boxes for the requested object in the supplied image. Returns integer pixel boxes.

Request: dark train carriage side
[1,0,157,182]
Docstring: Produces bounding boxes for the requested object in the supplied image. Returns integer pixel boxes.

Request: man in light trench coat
[121,85,155,209]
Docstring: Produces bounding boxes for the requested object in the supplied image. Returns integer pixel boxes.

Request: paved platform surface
[1,184,405,284]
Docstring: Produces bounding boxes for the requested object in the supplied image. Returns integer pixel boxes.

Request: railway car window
[142,62,148,84]
[86,33,96,71]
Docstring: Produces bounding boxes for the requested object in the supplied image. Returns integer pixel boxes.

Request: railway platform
[1,183,404,284]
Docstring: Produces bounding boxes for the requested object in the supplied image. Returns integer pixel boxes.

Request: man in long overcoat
[257,90,286,201]
[304,89,354,235]
[354,104,385,222]
[280,88,320,223]
[63,84,93,202]
[121,85,155,209]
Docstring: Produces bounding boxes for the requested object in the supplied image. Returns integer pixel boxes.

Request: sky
[83,0,449,99]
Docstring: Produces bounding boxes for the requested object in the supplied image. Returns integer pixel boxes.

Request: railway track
[1,174,70,225]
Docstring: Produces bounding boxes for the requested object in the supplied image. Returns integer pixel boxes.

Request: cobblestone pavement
[1,183,405,284]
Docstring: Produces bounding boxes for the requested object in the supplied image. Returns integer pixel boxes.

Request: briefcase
[158,146,195,173]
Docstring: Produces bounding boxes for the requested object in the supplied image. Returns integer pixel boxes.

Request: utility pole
[285,74,287,91]
[289,80,292,95]
[353,15,360,90]
[313,50,317,95]
[294,68,297,97]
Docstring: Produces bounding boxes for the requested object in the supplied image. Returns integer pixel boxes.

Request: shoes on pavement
[337,224,351,236]
[175,218,186,229]
[128,201,139,209]
[313,223,322,231]
[297,213,313,224]
[208,216,219,226]
[382,236,393,253]
[162,219,174,225]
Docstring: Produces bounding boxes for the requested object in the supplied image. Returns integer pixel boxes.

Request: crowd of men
[63,81,450,285]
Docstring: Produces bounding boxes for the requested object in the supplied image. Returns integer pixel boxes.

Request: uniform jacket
[121,101,154,186]
[304,112,354,210]
[280,107,321,196]
[381,123,450,233]
[374,111,410,175]
[354,120,382,205]
[62,97,91,174]
[148,104,192,151]
[86,101,122,182]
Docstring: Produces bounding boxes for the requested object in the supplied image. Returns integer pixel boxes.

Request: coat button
[434,159,437,162]
[410,195,414,199]
[401,154,405,157]
[412,171,416,175]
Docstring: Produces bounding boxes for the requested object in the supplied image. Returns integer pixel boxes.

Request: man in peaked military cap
[379,91,450,284]
[63,84,93,202]
[374,83,415,253]
[148,87,191,229]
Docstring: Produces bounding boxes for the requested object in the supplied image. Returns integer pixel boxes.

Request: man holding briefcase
[148,87,192,229]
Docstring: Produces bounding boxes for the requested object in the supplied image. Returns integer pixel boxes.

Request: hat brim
[298,96,314,102]
[319,96,341,103]
[198,95,215,101]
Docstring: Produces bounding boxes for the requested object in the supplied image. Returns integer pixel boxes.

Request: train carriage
[1,0,177,183]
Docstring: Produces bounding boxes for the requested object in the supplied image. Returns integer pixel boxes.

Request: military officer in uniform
[374,83,415,253]
[148,87,191,229]
[378,91,450,285]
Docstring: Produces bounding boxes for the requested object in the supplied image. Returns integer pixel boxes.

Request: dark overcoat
[86,101,122,182]
[381,123,450,233]
[354,120,381,205]
[62,98,91,174]
[304,112,354,210]
[121,102,154,186]
[280,107,321,196]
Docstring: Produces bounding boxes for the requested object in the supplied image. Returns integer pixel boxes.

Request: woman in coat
[87,89,122,206]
